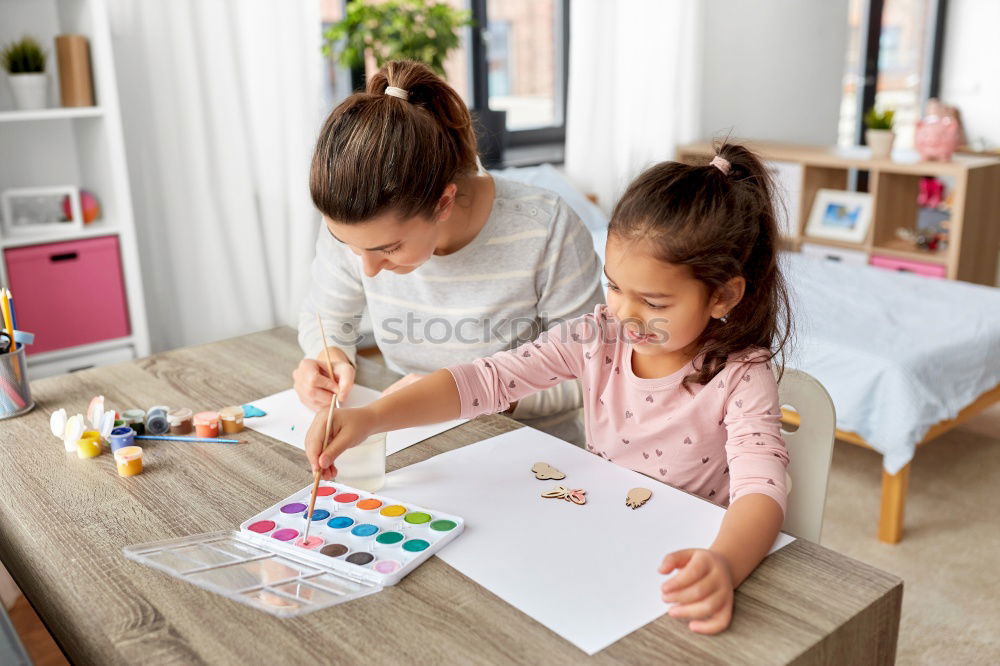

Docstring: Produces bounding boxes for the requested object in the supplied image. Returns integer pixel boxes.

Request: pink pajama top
[447,305,789,514]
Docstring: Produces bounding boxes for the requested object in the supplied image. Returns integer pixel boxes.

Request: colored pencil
[1,289,15,351]
[1,289,22,385]
[6,289,16,333]
[135,435,247,444]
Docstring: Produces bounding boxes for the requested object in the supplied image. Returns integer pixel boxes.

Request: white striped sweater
[298,176,604,428]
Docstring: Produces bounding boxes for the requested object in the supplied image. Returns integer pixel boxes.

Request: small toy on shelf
[915,99,963,162]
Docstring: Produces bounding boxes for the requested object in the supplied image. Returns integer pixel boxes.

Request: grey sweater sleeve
[511,199,603,419]
[297,228,366,363]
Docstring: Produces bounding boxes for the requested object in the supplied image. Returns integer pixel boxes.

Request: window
[839,0,948,150]
[321,0,568,160]
[473,0,567,147]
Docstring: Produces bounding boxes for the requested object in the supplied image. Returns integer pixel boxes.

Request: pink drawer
[869,254,947,279]
[4,236,130,354]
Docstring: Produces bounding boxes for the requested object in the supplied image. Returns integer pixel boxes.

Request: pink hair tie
[710,155,731,175]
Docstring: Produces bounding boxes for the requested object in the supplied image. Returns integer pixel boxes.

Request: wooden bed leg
[878,464,910,544]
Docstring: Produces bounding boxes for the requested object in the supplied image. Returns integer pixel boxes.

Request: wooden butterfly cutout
[541,486,587,505]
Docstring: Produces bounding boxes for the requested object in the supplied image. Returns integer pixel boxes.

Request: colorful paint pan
[402,539,430,553]
[320,543,349,558]
[248,520,276,533]
[238,481,464,588]
[127,481,463,619]
[346,552,375,566]
[373,560,400,574]
[294,536,324,550]
[327,516,354,529]
[350,524,379,537]
[305,509,331,521]
[375,532,404,545]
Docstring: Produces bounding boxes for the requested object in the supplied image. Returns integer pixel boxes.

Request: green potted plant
[322,0,507,166]
[323,0,472,76]
[1,36,48,111]
[864,107,895,160]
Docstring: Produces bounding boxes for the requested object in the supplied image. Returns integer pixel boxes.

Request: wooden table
[0,329,902,665]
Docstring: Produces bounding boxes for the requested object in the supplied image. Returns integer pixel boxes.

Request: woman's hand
[305,406,376,480]
[382,373,425,396]
[293,347,355,411]
[658,548,735,635]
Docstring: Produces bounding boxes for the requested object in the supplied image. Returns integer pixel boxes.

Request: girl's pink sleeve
[446,315,593,419]
[722,356,790,516]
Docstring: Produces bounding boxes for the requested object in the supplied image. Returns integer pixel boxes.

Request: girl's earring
[718,313,729,324]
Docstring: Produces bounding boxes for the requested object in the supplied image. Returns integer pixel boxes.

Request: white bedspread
[782,253,1000,473]
[496,164,1000,475]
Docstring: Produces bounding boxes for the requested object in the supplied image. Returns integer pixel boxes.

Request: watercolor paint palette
[123,482,464,617]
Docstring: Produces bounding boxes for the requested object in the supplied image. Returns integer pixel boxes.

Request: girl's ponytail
[609,141,793,387]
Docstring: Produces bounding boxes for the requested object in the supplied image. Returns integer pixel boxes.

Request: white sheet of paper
[245,387,466,455]
[382,427,795,655]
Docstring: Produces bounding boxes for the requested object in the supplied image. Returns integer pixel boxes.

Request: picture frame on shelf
[805,188,874,244]
[0,186,83,238]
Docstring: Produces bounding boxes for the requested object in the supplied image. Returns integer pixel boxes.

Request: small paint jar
[218,405,244,434]
[193,411,220,438]
[113,419,125,428]
[167,407,194,435]
[76,437,102,459]
[80,429,101,443]
[145,406,170,435]
[109,426,136,452]
[122,409,146,435]
[114,446,143,477]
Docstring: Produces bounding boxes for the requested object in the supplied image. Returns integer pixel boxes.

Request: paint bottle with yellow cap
[76,432,102,459]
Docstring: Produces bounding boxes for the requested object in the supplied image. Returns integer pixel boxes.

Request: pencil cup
[0,347,33,420]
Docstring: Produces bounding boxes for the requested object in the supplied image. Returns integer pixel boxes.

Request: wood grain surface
[0,328,902,665]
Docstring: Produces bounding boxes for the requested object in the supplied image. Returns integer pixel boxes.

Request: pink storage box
[4,236,131,354]
[869,254,947,279]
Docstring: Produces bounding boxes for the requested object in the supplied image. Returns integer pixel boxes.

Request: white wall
[698,0,850,144]
[940,0,1000,150]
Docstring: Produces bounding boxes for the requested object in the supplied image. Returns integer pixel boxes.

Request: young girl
[295,60,602,444]
[306,143,792,635]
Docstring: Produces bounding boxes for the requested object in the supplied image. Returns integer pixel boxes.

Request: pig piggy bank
[915,100,961,162]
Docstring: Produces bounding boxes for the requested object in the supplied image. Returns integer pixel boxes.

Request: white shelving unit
[0,0,149,378]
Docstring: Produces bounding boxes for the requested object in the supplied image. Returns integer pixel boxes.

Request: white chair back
[776,368,836,542]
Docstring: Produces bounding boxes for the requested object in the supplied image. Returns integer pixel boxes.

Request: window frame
[468,0,569,149]
[852,0,949,146]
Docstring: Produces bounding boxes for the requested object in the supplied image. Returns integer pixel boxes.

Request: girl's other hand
[658,548,735,635]
[293,348,355,411]
[305,406,376,480]
[382,373,425,396]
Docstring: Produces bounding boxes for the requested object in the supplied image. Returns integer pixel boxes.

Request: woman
[295,60,601,441]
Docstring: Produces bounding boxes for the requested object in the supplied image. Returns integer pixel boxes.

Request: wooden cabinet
[677,141,1000,285]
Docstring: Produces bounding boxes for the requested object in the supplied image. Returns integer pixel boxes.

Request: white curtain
[109,0,323,351]
[565,0,701,213]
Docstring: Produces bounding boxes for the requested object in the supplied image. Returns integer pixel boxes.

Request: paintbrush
[135,435,247,444]
[303,315,341,544]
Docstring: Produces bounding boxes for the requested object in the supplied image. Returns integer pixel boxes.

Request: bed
[497,164,1000,543]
